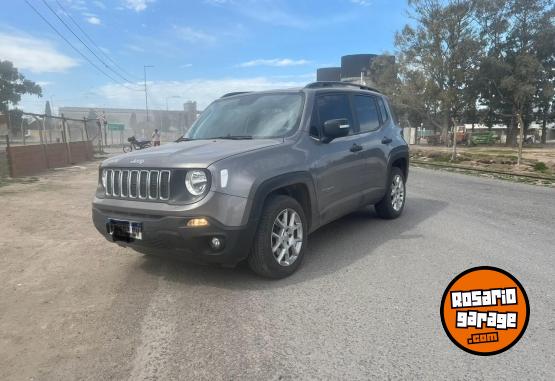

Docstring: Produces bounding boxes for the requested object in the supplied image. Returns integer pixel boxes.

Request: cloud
[204,0,232,4]
[172,25,216,44]
[240,5,308,28]
[350,0,372,5]
[0,32,78,73]
[96,77,308,110]
[124,0,155,12]
[86,16,101,25]
[180,63,193,68]
[204,0,357,29]
[125,44,145,52]
[93,1,106,9]
[66,0,88,11]
[237,58,311,68]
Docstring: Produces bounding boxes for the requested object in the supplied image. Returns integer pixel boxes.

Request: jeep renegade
[92,82,409,278]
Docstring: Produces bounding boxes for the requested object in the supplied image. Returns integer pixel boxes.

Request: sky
[0,0,410,114]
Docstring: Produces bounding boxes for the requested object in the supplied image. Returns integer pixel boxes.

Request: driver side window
[316,94,354,136]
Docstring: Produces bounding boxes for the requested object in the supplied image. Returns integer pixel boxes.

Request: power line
[53,0,141,81]
[24,0,142,92]
[40,0,140,87]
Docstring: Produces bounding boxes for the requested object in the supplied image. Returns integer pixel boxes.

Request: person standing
[151,129,161,146]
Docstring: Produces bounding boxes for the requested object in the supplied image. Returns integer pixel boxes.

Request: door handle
[350,143,363,152]
[381,137,392,144]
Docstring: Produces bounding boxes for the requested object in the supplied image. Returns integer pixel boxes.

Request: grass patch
[534,161,548,172]
[0,176,39,189]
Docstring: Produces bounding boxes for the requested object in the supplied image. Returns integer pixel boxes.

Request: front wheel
[248,195,307,279]
[375,167,406,219]
[123,144,132,153]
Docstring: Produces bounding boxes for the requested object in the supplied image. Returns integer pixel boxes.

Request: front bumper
[92,198,255,266]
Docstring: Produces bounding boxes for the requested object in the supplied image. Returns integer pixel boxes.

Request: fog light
[209,237,223,251]
[187,218,209,227]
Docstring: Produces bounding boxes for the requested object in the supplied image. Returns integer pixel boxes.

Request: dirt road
[1,160,554,380]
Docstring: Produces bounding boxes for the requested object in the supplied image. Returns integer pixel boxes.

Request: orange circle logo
[440,266,529,356]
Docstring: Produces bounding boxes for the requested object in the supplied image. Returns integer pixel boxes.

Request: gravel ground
[1,161,554,380]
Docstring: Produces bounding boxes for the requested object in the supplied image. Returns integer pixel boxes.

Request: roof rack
[304,81,381,94]
[221,91,252,98]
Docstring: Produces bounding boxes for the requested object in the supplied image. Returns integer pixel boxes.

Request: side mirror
[322,118,350,143]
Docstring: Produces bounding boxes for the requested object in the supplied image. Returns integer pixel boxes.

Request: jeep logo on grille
[130,159,144,164]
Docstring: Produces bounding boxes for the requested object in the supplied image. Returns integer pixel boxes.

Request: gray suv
[92,82,409,278]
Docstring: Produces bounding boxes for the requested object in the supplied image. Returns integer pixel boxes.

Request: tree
[533,4,555,143]
[0,60,42,112]
[474,0,552,146]
[0,60,42,132]
[44,100,52,119]
[44,100,54,141]
[394,0,481,146]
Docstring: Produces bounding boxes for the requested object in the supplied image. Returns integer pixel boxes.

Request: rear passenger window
[377,97,389,123]
[316,94,354,135]
[353,95,380,132]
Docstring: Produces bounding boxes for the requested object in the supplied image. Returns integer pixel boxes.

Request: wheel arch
[245,172,319,233]
[388,147,409,181]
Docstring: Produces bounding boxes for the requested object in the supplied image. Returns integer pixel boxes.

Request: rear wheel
[248,195,306,279]
[375,167,406,219]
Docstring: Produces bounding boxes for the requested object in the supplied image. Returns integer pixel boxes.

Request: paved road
[1,165,554,380]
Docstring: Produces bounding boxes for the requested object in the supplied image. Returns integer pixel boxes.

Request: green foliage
[382,0,554,145]
[0,60,42,113]
[534,161,548,172]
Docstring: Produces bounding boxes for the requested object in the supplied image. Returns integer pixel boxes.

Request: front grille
[103,168,171,201]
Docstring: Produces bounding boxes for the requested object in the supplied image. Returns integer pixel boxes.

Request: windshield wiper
[175,136,194,142]
[210,135,253,140]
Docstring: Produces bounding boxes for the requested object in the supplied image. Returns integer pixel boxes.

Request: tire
[248,195,307,279]
[123,144,132,153]
[375,167,406,219]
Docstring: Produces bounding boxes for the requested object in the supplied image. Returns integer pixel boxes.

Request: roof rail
[304,81,381,94]
[221,91,252,98]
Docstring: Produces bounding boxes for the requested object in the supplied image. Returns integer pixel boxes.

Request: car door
[311,93,368,224]
[351,94,389,204]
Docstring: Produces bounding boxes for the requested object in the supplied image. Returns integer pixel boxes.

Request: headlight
[101,169,107,189]
[185,170,209,196]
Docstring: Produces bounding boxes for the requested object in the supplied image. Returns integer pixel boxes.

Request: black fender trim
[245,171,320,233]
[388,146,410,181]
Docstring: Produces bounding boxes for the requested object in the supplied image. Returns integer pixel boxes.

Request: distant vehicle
[122,136,152,152]
[93,82,409,278]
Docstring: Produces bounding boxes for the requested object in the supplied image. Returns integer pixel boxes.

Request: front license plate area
[107,219,143,242]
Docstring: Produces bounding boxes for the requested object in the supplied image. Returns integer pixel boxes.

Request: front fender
[243,171,319,232]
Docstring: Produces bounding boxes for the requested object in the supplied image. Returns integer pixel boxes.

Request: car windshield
[185,93,304,140]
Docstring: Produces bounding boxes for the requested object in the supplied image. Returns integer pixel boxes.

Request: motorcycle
[123,136,152,153]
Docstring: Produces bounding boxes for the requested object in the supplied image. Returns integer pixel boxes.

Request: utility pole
[144,65,154,129]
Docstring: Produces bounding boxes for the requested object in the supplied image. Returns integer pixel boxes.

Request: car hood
[102,139,283,168]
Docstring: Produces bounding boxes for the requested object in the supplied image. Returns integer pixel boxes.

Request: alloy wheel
[271,208,303,266]
[390,174,405,212]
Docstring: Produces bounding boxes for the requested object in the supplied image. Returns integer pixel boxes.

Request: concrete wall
[7,141,94,177]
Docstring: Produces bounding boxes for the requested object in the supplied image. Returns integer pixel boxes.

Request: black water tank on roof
[316,67,341,81]
[341,54,377,79]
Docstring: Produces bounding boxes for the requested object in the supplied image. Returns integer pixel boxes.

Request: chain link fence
[1,112,96,178]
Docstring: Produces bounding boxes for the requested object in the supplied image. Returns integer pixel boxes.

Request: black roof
[304,81,381,94]
[221,91,253,98]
